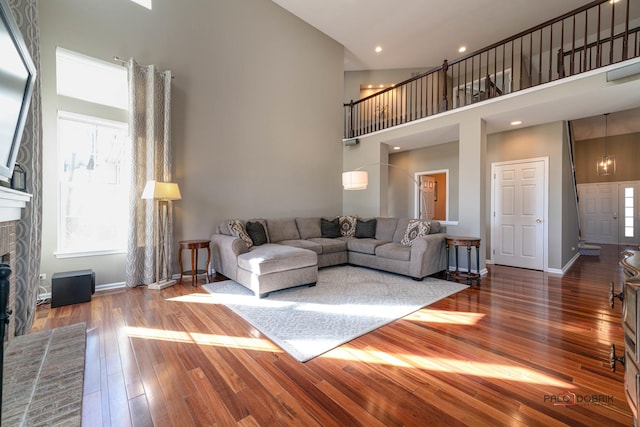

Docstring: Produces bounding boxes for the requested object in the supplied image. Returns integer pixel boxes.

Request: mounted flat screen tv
[0,0,36,183]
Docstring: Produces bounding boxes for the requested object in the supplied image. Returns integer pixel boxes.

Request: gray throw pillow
[321,218,341,238]
[355,218,377,238]
[246,221,268,246]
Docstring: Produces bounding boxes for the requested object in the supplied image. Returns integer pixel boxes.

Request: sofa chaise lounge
[211,216,447,297]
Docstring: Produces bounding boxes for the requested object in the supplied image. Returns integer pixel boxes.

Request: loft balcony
[343,0,640,140]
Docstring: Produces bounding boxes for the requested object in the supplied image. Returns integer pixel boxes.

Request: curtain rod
[113,56,174,79]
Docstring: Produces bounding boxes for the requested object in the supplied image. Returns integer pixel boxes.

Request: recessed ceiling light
[458,46,467,53]
[510,120,523,126]
[609,0,620,4]
[393,146,401,150]
[379,84,384,88]
[367,84,373,89]
[375,46,382,53]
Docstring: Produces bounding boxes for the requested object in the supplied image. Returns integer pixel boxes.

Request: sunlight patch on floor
[405,309,486,325]
[124,326,280,352]
[323,347,574,388]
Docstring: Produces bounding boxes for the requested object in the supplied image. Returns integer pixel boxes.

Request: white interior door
[492,159,546,270]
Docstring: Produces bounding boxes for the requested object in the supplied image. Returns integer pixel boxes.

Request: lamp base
[148,279,177,290]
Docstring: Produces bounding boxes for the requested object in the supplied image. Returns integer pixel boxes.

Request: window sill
[54,249,126,259]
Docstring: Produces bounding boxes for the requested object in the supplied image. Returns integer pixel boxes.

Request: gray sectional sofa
[211,216,447,297]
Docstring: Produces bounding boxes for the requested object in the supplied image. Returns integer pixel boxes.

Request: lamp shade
[141,180,182,200]
[342,171,368,190]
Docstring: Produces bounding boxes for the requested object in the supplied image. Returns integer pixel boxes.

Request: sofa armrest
[409,233,447,279]
[211,233,248,281]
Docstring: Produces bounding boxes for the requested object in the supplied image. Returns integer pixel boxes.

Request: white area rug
[203,265,467,362]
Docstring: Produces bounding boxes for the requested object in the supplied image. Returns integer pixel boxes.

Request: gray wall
[388,141,459,220]
[38,0,344,288]
[575,132,640,184]
[486,121,577,270]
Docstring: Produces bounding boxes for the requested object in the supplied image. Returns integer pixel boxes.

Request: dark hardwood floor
[32,245,634,426]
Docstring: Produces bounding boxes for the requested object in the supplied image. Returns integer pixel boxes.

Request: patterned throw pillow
[228,220,254,248]
[339,215,358,237]
[400,220,431,246]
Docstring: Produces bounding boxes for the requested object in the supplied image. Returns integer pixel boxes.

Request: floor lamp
[142,180,182,290]
[342,163,429,219]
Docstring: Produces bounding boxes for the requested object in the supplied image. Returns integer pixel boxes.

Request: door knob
[613,213,618,220]
[536,219,542,223]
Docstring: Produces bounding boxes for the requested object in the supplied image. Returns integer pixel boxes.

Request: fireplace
[0,221,17,341]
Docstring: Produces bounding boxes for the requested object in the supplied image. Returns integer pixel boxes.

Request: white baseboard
[547,252,580,276]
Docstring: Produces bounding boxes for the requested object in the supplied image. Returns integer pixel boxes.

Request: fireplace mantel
[0,186,32,223]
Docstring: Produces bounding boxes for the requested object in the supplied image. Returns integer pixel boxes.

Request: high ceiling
[272,0,640,143]
[272,0,590,71]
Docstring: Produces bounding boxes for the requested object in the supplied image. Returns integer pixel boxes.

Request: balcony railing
[344,0,640,139]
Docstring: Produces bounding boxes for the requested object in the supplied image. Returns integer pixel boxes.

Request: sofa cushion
[376,243,411,261]
[428,220,441,234]
[308,237,347,254]
[400,220,431,246]
[355,218,377,238]
[237,244,316,275]
[321,217,341,238]
[246,221,268,246]
[347,238,388,255]
[266,218,300,243]
[339,215,357,237]
[375,217,398,241]
[228,220,253,248]
[296,217,321,239]
[278,239,322,255]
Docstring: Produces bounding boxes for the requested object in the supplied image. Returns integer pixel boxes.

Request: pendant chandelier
[596,113,615,176]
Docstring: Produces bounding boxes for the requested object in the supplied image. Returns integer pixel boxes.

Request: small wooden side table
[445,236,481,286]
[178,239,211,286]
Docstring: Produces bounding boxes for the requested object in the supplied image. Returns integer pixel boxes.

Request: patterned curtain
[9,0,43,335]
[125,60,173,287]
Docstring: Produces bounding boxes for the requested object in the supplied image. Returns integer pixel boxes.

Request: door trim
[490,157,549,272]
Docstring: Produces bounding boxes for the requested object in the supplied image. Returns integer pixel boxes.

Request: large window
[56,48,129,257]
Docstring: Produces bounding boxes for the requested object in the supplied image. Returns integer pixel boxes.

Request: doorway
[491,158,548,270]
[577,181,640,246]
[416,170,448,221]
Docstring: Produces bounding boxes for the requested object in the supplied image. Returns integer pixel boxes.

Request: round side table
[178,239,211,286]
[445,236,481,286]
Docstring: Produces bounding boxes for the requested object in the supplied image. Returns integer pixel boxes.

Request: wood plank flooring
[31,245,634,426]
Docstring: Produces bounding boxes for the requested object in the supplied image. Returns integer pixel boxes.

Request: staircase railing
[344,0,640,139]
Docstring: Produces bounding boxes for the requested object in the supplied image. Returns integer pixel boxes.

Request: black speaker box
[51,269,95,308]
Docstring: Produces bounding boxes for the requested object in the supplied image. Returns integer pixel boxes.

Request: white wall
[38,0,344,288]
